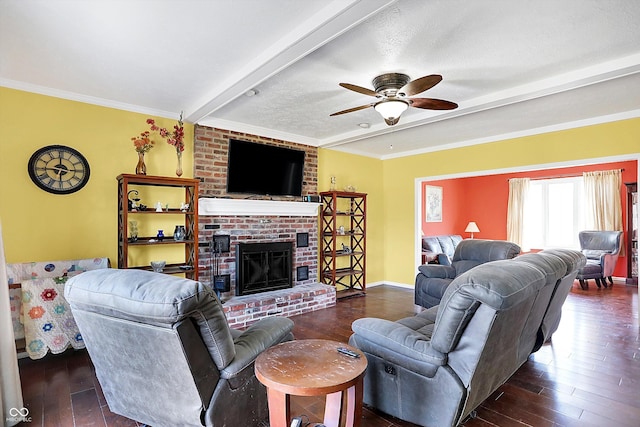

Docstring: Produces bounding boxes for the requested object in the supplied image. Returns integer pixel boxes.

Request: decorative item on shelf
[330,176,336,191]
[341,243,352,254]
[128,190,140,211]
[150,111,185,177]
[133,113,184,176]
[150,260,166,273]
[155,202,163,212]
[344,185,357,192]
[465,221,480,239]
[174,225,186,241]
[131,122,157,175]
[180,202,190,212]
[338,226,345,235]
[175,151,183,177]
[128,220,138,242]
[135,152,146,175]
[156,229,165,241]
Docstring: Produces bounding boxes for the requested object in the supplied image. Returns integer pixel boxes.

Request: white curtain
[583,169,624,231]
[0,221,24,426]
[583,169,624,255]
[507,178,530,249]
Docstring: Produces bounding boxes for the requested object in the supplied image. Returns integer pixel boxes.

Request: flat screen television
[226,139,305,197]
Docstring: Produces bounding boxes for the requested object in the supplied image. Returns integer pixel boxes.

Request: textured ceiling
[2,0,639,159]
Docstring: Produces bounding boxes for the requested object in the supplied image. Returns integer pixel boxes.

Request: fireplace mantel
[198,197,321,217]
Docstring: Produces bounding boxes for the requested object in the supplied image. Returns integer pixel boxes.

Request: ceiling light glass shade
[374,99,409,121]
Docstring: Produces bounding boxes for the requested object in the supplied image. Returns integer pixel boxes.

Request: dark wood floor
[17,280,640,426]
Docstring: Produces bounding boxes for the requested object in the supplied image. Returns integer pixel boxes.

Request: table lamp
[465,221,480,239]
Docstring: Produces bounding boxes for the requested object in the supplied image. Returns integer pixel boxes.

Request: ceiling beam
[186,0,397,124]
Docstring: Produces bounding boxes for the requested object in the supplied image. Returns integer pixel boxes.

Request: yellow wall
[381,118,640,285]
[318,149,384,283]
[0,87,193,263]
[2,87,638,288]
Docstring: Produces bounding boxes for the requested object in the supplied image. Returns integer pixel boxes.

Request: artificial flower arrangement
[131,112,184,153]
[131,127,155,153]
[148,112,184,153]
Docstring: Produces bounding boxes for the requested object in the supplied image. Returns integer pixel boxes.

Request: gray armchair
[64,269,294,427]
[415,239,521,308]
[576,230,623,289]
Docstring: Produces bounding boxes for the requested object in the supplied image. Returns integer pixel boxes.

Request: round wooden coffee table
[255,339,368,427]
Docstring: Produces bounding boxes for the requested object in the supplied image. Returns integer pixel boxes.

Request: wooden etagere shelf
[320,191,366,298]
[625,182,637,285]
[117,174,199,280]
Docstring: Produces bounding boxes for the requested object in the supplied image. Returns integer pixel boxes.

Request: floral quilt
[6,258,109,359]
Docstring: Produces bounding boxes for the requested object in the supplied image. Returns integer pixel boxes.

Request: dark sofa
[415,239,521,308]
[349,249,584,427]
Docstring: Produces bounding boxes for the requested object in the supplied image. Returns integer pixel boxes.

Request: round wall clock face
[28,145,90,194]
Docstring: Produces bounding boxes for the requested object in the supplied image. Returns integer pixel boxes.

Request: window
[523,177,584,249]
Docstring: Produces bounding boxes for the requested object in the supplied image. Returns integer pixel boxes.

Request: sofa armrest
[601,252,620,277]
[221,317,294,379]
[351,318,445,370]
[418,264,456,279]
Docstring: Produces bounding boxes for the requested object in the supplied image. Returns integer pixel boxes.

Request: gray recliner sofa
[349,250,581,427]
[65,269,294,427]
[415,239,521,308]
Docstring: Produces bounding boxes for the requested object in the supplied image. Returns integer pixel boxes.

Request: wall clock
[27,145,90,194]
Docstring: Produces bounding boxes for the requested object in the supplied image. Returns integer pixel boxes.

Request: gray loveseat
[349,249,584,427]
[415,239,521,308]
[65,269,294,427]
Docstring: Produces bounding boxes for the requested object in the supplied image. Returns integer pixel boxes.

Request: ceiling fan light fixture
[374,99,409,125]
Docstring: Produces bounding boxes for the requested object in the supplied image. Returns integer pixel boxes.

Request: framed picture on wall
[426,185,443,222]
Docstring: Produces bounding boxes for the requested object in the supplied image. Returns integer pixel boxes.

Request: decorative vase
[156,229,164,241]
[174,225,186,241]
[176,151,183,177]
[128,220,138,242]
[135,152,146,175]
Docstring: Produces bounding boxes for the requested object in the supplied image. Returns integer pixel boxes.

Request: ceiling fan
[330,72,458,126]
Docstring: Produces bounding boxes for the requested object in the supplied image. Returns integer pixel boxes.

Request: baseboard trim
[367,281,414,289]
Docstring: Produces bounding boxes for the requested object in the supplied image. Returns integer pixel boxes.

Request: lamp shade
[374,99,409,121]
[465,222,480,233]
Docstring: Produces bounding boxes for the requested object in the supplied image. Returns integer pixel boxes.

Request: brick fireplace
[198,198,321,292]
[194,126,335,327]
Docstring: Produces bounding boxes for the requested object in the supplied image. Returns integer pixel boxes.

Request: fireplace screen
[236,242,293,296]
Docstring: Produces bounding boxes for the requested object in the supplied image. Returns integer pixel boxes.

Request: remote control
[337,347,360,358]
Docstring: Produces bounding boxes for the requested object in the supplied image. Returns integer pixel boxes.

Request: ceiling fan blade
[330,103,374,116]
[410,98,458,110]
[339,83,378,97]
[401,74,442,96]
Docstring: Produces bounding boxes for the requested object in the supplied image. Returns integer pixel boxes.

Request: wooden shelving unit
[320,191,366,298]
[117,174,199,280]
[625,182,637,285]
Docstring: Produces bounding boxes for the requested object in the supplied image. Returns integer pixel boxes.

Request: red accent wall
[422,160,637,277]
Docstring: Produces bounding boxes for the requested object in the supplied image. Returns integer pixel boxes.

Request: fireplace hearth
[236,242,293,296]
